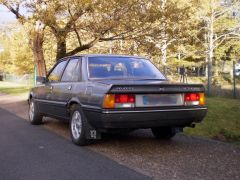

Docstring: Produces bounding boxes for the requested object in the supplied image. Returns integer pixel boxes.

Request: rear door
[50,58,82,118]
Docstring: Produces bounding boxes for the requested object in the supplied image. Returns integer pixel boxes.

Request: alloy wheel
[71,111,82,139]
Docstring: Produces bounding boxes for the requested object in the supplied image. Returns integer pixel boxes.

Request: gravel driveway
[0,93,239,180]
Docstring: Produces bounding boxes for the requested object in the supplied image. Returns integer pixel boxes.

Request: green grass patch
[185,97,240,144]
[0,81,31,95]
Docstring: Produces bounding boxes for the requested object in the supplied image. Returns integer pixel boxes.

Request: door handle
[68,85,72,90]
[85,86,92,95]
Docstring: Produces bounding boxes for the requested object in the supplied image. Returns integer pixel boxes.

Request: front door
[38,59,68,116]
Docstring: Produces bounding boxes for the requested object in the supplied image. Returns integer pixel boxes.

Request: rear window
[87,57,165,80]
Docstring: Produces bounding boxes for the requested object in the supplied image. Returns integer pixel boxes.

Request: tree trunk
[159,0,167,73]
[222,60,226,72]
[161,40,167,65]
[32,32,46,77]
[213,58,219,77]
[160,40,167,74]
[30,21,46,77]
[205,56,208,78]
[207,1,214,95]
[56,35,67,60]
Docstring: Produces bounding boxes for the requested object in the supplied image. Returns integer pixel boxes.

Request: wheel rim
[71,111,82,140]
[29,101,34,121]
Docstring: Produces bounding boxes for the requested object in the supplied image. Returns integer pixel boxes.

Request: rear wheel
[151,127,176,139]
[29,99,43,125]
[70,105,91,146]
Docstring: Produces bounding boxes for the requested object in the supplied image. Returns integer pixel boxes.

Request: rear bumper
[83,106,208,129]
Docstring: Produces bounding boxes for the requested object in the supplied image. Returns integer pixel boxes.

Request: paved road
[0,108,149,180]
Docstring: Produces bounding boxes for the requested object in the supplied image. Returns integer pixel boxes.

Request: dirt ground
[0,93,239,180]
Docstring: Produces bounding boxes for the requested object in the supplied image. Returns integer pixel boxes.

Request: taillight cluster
[103,93,205,109]
[184,93,205,106]
[103,94,135,108]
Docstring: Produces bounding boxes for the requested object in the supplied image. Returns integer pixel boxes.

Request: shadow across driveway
[0,108,149,180]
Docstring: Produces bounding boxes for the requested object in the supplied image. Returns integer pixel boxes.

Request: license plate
[136,94,184,107]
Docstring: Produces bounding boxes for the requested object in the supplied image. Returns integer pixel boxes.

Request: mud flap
[84,120,101,140]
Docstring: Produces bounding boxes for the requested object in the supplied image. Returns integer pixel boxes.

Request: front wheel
[70,105,91,146]
[151,127,176,139]
[29,99,43,125]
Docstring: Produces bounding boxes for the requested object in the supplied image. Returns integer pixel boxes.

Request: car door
[37,59,68,116]
[50,58,82,119]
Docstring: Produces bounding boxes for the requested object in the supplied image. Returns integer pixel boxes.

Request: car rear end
[85,84,207,129]
[85,55,207,130]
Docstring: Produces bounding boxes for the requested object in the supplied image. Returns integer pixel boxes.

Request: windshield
[87,56,165,80]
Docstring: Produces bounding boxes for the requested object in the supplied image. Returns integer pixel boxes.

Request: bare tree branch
[213,7,231,19]
[2,1,25,22]
[67,5,82,46]
[64,4,93,32]
[66,37,100,56]
[213,32,233,43]
[212,28,240,49]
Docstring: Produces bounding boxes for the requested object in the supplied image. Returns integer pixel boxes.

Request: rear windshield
[87,56,165,80]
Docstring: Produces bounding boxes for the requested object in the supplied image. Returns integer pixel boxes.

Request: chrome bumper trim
[102,107,207,114]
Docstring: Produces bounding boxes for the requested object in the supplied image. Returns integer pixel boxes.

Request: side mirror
[36,76,47,84]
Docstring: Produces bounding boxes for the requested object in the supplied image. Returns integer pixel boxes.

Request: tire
[69,105,91,146]
[151,127,176,139]
[29,99,43,125]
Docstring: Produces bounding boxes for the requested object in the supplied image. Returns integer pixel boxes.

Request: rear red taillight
[115,94,135,103]
[103,94,135,108]
[184,93,200,101]
[184,93,205,106]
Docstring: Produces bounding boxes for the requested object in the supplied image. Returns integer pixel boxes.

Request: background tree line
[0,0,240,86]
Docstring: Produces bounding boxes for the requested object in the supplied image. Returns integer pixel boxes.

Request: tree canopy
[0,0,239,82]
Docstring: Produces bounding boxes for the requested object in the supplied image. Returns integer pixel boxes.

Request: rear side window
[61,58,81,82]
[48,60,67,82]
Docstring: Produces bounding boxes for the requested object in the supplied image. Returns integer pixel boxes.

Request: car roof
[63,54,148,60]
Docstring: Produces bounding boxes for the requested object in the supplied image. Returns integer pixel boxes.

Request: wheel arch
[28,92,34,104]
[67,97,82,113]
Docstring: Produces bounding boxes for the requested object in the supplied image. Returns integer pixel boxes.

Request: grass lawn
[0,81,31,95]
[184,97,240,144]
[0,81,239,144]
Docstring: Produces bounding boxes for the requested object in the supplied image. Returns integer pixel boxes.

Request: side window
[48,60,67,82]
[61,58,81,82]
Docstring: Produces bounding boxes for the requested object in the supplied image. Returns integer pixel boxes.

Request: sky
[0,5,17,24]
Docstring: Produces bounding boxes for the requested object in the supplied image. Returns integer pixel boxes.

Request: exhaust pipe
[188,123,196,128]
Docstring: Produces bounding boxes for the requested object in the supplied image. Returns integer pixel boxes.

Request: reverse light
[103,94,135,108]
[184,93,205,106]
